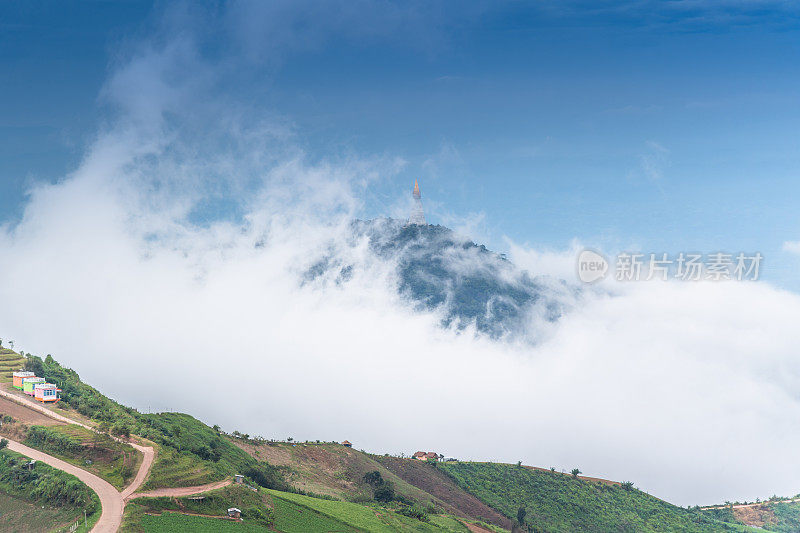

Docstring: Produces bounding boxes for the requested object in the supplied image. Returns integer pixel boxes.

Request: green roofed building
[22,377,46,395]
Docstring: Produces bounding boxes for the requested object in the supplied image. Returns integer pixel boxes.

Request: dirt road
[0,384,157,531]
[127,479,233,499]
[6,438,123,533]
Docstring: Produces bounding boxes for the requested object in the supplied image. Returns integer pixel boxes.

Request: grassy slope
[266,489,465,532]
[122,484,273,532]
[232,440,477,511]
[0,491,80,533]
[440,462,756,533]
[0,348,25,383]
[24,424,142,490]
[375,455,512,529]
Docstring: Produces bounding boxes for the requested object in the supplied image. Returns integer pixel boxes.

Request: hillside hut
[22,377,46,396]
[342,440,352,447]
[33,383,60,403]
[227,508,241,519]
[12,371,35,389]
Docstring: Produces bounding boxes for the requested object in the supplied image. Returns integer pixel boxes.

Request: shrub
[244,464,289,491]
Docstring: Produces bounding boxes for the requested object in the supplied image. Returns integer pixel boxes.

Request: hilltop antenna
[408,179,426,225]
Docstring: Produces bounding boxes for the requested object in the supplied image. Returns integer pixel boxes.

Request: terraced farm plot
[0,348,25,383]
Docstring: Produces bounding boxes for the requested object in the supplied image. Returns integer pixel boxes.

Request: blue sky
[2,1,800,286]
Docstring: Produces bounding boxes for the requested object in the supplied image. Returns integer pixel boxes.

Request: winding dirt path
[6,438,123,533]
[127,479,233,500]
[700,497,800,511]
[0,384,157,531]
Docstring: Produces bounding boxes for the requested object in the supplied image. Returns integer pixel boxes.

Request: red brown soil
[376,456,513,530]
[733,504,777,528]
[0,396,65,426]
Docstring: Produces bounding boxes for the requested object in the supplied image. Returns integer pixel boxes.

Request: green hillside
[702,499,800,531]
[1,347,778,533]
[439,462,755,533]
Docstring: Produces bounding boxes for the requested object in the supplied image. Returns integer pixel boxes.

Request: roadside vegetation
[0,446,100,531]
[25,424,140,490]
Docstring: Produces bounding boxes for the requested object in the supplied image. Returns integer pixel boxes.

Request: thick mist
[2,2,800,507]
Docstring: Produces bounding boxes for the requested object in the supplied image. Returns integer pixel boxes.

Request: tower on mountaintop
[408,179,426,225]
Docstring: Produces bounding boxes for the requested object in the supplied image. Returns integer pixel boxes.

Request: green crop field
[138,512,270,532]
[271,495,359,533]
[0,491,81,533]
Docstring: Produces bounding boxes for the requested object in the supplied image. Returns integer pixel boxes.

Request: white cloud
[2,1,800,510]
[783,241,800,255]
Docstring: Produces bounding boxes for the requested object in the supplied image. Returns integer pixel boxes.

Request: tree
[363,471,384,487]
[517,506,526,525]
[287,437,293,442]
[373,482,395,502]
[517,460,523,468]
[0,438,7,449]
[621,481,634,491]
[571,468,581,478]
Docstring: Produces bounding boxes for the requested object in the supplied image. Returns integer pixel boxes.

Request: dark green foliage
[517,506,526,524]
[362,469,394,502]
[363,470,384,487]
[244,463,290,491]
[439,462,751,533]
[397,504,430,522]
[0,449,98,512]
[373,482,395,502]
[0,438,7,450]
[769,502,800,531]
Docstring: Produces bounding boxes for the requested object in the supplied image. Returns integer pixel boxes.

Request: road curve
[6,438,123,533]
[0,385,157,531]
[121,443,156,499]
